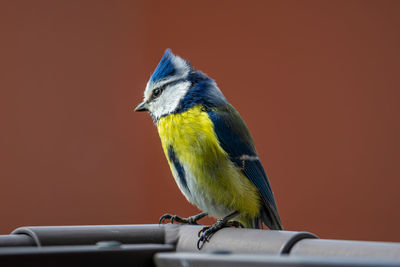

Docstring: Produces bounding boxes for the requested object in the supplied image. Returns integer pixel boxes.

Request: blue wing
[206,104,282,229]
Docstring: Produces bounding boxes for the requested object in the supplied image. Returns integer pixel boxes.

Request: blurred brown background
[0,0,399,242]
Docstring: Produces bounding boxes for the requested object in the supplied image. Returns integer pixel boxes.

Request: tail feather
[249,203,283,230]
[260,203,283,230]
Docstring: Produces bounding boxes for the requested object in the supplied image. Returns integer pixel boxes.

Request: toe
[159,214,173,224]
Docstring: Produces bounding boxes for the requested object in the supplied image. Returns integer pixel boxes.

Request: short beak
[134,101,148,112]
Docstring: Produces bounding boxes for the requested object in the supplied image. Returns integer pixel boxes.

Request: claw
[197,238,202,249]
[159,214,173,224]
[197,234,208,250]
[159,212,208,225]
[196,211,243,250]
[197,225,210,237]
[197,219,244,250]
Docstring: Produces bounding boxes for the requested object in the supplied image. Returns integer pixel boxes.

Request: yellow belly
[157,105,261,222]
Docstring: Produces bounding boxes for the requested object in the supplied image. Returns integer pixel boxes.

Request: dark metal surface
[155,253,400,267]
[11,224,165,246]
[0,234,35,247]
[0,243,174,267]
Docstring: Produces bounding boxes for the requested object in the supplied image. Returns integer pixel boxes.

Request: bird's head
[135,49,226,121]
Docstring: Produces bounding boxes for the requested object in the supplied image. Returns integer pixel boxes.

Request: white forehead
[144,55,190,101]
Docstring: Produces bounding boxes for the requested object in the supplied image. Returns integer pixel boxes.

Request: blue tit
[135,49,282,248]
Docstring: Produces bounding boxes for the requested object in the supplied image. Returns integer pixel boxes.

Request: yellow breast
[157,105,261,220]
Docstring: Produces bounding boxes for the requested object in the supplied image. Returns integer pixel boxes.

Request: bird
[135,49,282,249]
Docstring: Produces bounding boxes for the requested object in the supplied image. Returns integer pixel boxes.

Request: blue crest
[150,49,176,82]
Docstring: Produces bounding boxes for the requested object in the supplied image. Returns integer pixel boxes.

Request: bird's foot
[159,212,208,225]
[197,218,244,250]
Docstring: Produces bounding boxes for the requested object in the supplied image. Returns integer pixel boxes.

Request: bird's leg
[197,211,244,250]
[159,212,208,225]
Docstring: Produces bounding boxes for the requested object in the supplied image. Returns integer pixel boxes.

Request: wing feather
[206,104,282,229]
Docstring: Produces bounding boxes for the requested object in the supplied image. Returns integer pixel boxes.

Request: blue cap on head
[150,49,177,82]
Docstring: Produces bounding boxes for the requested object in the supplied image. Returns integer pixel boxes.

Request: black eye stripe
[150,79,188,101]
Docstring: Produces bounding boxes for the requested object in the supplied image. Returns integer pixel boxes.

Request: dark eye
[153,88,161,97]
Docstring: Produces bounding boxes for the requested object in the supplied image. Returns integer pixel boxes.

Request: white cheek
[149,81,191,119]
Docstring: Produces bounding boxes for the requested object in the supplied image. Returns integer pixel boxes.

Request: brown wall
[1,0,399,242]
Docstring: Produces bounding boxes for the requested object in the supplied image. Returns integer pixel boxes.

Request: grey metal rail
[0,224,399,266]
